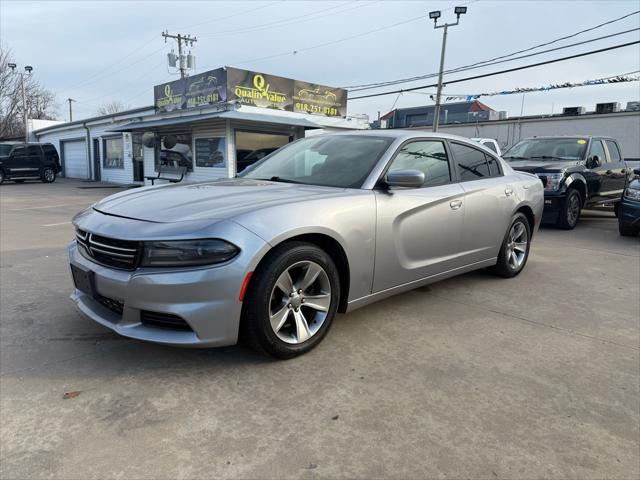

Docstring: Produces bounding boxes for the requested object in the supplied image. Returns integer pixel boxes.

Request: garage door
[62,140,88,179]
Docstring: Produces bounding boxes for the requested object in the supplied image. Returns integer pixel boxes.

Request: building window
[195,137,226,168]
[156,133,193,171]
[103,137,124,169]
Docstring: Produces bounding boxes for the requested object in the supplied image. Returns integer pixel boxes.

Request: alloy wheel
[44,168,55,182]
[506,221,529,270]
[567,193,580,226]
[269,260,331,344]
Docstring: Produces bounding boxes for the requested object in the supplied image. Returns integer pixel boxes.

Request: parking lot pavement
[1,179,638,480]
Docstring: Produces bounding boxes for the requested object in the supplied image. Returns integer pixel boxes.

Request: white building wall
[426,112,640,159]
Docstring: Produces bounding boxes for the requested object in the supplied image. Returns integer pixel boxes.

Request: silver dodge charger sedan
[69,131,543,358]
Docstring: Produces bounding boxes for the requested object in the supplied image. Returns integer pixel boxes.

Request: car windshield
[503,138,587,161]
[239,135,393,188]
[0,144,13,156]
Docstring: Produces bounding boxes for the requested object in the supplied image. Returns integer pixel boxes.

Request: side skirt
[345,258,497,312]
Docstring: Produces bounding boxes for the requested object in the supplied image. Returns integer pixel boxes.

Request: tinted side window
[605,140,622,162]
[486,155,502,177]
[42,145,59,161]
[12,146,26,156]
[589,140,607,163]
[451,143,491,181]
[388,140,451,187]
[27,146,41,157]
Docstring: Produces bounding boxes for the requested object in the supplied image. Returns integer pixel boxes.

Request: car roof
[324,129,488,143]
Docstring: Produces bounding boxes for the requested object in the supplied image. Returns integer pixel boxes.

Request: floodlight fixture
[454,6,467,16]
[429,10,441,20]
[24,65,33,73]
[8,62,16,70]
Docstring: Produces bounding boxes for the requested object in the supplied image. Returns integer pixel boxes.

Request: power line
[223,0,477,66]
[197,1,367,37]
[348,27,640,92]
[176,1,285,30]
[344,9,640,90]
[348,40,640,100]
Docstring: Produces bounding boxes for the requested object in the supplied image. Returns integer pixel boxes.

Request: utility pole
[67,98,76,122]
[429,7,467,132]
[8,63,33,142]
[162,31,197,78]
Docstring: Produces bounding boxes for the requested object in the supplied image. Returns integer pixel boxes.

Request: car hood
[628,178,640,191]
[93,178,348,223]
[508,160,582,173]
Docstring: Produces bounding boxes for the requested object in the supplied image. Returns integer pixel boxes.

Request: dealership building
[33,67,368,185]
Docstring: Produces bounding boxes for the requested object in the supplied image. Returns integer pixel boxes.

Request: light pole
[8,63,34,142]
[430,6,467,132]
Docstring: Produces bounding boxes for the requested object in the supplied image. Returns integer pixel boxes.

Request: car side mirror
[586,155,600,168]
[385,169,425,188]
[634,168,640,176]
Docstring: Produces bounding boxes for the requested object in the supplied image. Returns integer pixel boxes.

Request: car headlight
[624,188,640,201]
[140,239,239,267]
[536,172,564,191]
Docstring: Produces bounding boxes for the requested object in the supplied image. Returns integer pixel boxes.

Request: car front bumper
[540,192,565,223]
[67,214,270,348]
[619,198,640,230]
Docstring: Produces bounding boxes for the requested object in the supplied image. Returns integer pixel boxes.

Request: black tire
[619,222,637,237]
[0,169,5,185]
[613,202,620,218]
[241,241,340,359]
[490,212,532,278]
[556,188,582,230]
[41,167,56,183]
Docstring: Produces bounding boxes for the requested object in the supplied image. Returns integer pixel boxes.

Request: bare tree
[95,100,130,116]
[0,45,58,139]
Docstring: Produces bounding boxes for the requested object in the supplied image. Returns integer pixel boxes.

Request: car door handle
[450,200,463,210]
[504,187,513,196]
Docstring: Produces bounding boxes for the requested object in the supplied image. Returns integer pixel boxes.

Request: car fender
[564,173,588,199]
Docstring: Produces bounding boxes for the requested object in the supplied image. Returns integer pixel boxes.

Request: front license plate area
[71,264,95,298]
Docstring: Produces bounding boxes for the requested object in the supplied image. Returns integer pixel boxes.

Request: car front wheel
[242,242,340,359]
[41,167,56,183]
[556,188,581,229]
[490,212,531,278]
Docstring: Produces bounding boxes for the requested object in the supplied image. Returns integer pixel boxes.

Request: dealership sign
[154,67,347,117]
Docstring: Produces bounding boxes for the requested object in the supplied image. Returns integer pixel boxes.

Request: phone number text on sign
[295,102,339,116]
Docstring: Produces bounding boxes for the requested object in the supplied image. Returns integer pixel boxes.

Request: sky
[2,0,639,122]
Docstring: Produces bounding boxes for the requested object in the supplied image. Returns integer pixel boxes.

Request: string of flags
[429,72,640,102]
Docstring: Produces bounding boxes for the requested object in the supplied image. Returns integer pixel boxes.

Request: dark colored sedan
[619,168,640,236]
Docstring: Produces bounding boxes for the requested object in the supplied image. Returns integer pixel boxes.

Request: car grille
[96,294,124,316]
[76,229,140,270]
[140,311,193,332]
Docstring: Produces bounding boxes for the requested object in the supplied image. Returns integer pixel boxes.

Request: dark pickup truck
[0,142,62,184]
[503,136,629,229]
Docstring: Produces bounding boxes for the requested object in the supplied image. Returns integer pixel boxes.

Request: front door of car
[585,139,609,204]
[373,139,465,292]
[6,145,28,175]
[449,142,514,266]
[602,139,628,201]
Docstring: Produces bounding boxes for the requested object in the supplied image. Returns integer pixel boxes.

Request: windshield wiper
[530,155,564,160]
[256,176,303,184]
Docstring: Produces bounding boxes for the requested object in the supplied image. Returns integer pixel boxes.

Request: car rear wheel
[556,188,581,229]
[41,167,56,183]
[619,222,637,237]
[0,169,5,185]
[242,242,340,359]
[490,212,531,278]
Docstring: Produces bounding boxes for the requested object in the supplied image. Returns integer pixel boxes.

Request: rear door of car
[26,145,43,173]
[449,141,514,266]
[602,139,627,201]
[373,138,465,292]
